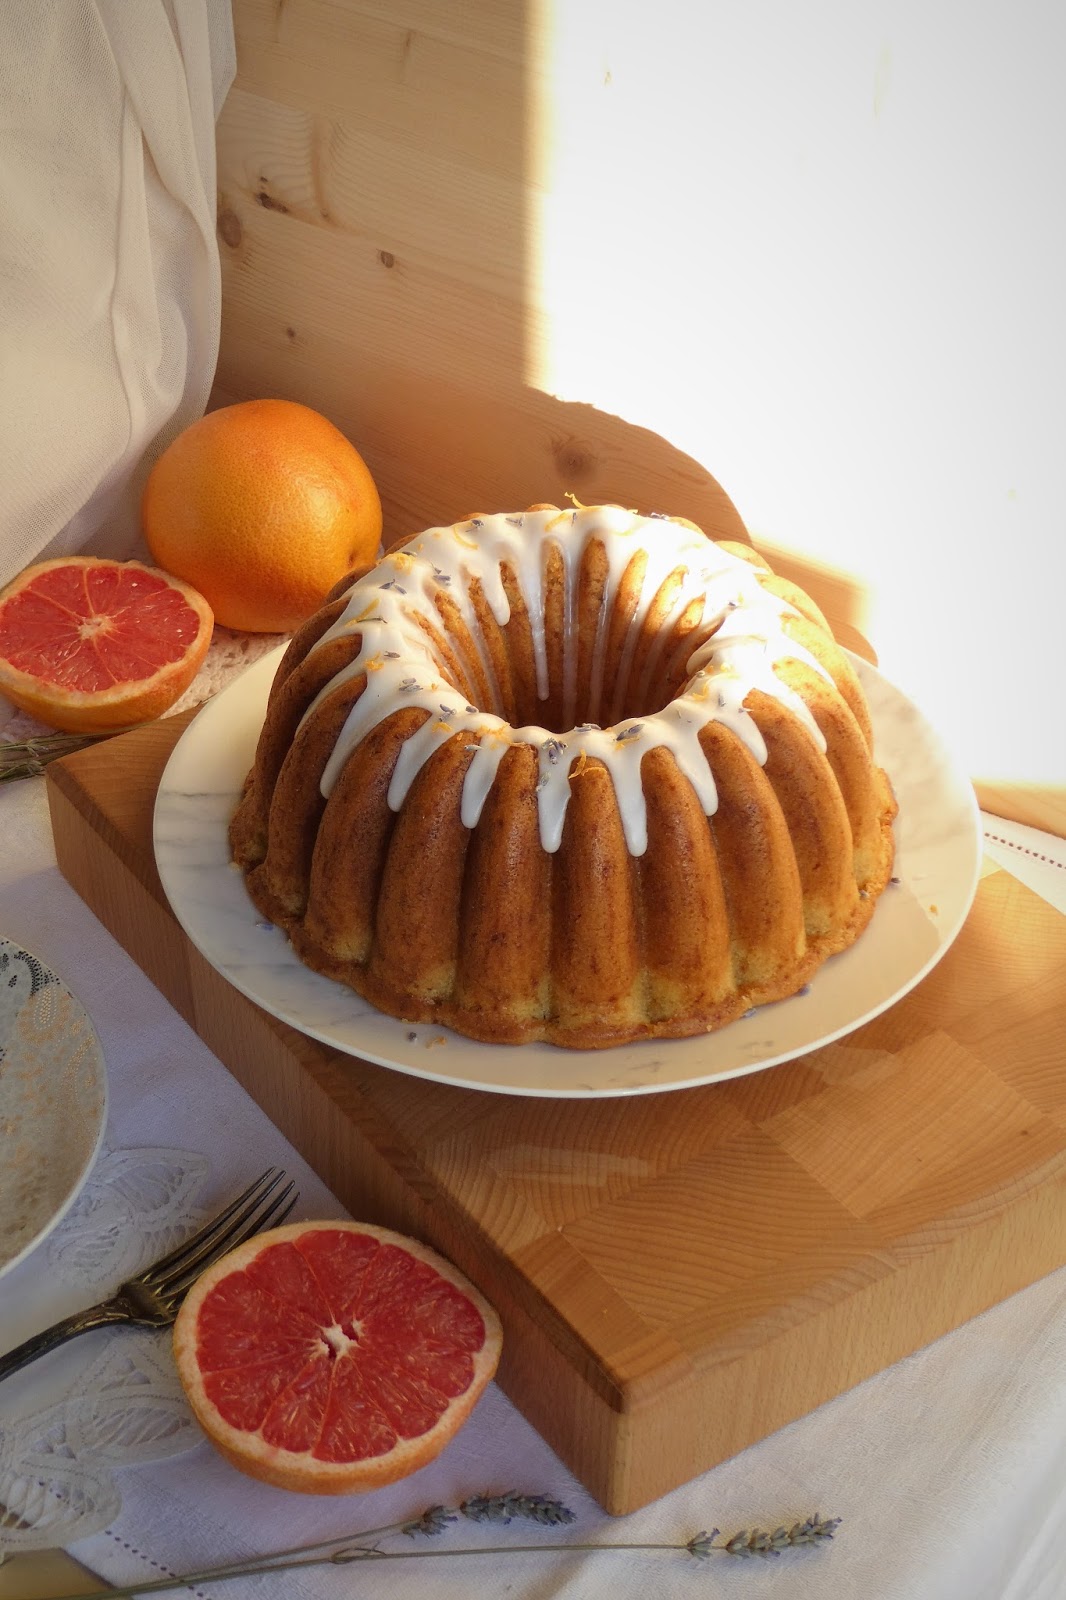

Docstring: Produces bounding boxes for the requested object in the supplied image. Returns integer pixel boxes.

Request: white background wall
[530,0,1065,796]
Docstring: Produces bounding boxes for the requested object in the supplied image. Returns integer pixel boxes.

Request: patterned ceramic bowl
[0,937,107,1277]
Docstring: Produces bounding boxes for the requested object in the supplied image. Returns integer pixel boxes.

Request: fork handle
[0,1300,130,1383]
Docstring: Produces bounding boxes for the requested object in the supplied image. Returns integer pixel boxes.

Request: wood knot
[552,437,596,482]
[379,249,396,269]
[217,209,242,248]
[256,188,289,213]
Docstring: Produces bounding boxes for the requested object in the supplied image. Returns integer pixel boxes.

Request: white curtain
[0,0,236,591]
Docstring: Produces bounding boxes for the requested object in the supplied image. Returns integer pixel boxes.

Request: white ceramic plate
[0,938,108,1276]
[154,647,981,1099]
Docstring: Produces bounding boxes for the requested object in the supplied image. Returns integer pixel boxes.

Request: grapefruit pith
[0,557,213,734]
[172,1220,503,1495]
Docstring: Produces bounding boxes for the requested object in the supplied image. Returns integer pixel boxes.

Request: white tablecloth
[2,770,1066,1600]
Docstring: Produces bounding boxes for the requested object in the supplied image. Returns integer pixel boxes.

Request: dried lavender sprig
[719,1514,842,1558]
[49,1513,450,1600]
[53,1500,838,1600]
[0,731,109,782]
[401,1503,459,1537]
[460,1491,577,1526]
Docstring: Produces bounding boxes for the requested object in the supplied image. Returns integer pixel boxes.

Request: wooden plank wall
[213,0,1063,838]
[213,1,747,546]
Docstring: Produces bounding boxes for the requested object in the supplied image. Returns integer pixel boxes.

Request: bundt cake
[229,504,897,1049]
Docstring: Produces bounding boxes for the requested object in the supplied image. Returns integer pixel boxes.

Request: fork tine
[159,1179,300,1300]
[0,1172,302,1382]
[138,1169,285,1287]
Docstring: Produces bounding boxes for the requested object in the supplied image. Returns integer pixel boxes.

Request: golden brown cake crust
[230,506,897,1049]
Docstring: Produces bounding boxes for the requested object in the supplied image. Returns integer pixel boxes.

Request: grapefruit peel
[141,398,384,634]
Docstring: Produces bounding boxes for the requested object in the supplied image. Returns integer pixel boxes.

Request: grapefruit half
[0,557,213,734]
[172,1220,503,1494]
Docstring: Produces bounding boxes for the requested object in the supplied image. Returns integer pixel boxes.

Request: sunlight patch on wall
[524,0,1063,799]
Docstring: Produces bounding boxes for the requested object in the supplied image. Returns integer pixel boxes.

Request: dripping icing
[304,507,831,856]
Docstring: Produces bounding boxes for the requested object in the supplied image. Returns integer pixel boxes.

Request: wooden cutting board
[46,716,1066,1514]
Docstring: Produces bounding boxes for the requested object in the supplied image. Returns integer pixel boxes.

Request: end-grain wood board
[46,715,1066,1514]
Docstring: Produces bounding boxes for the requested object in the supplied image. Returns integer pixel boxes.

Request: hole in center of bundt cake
[480,613,720,736]
[447,545,725,734]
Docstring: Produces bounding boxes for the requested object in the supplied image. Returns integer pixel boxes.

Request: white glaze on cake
[304,506,831,856]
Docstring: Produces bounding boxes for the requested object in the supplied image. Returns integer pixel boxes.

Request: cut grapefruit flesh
[172,1220,503,1494]
[0,557,213,733]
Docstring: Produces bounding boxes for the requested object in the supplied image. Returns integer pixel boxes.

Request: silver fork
[0,1167,298,1383]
